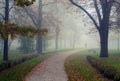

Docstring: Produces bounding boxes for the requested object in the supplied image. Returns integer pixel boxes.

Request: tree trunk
[55,37,58,51]
[36,0,42,54]
[72,33,76,49]
[37,35,42,54]
[43,38,46,52]
[99,21,109,57]
[4,38,8,61]
[99,33,108,57]
[55,28,58,51]
[117,32,120,51]
[3,0,9,61]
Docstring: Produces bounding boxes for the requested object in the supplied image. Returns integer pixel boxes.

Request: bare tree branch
[93,0,102,25]
[0,1,5,4]
[0,13,4,20]
[9,5,14,12]
[114,0,120,5]
[25,7,37,16]
[114,0,120,12]
[23,7,38,26]
[111,5,120,16]
[42,1,57,6]
[0,7,5,9]
[69,0,99,31]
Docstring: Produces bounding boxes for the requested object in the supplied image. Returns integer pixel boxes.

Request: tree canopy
[14,0,36,7]
[0,22,48,40]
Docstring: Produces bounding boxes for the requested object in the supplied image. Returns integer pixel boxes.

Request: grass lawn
[65,51,106,81]
[93,50,120,71]
[0,50,36,63]
[0,54,51,81]
[77,49,120,72]
[65,50,120,81]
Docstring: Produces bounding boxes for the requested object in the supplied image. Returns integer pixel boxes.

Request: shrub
[114,72,120,81]
[0,54,38,73]
[87,56,120,81]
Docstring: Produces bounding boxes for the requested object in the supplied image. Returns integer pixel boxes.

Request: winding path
[25,51,77,81]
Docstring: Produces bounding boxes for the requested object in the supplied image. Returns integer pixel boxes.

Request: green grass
[65,49,120,81]
[86,49,120,71]
[0,50,35,63]
[84,49,120,71]
[87,50,120,81]
[65,51,105,81]
[97,57,120,72]
[93,50,120,72]
[0,54,52,81]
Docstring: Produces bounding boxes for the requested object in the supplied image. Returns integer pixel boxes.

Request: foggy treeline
[0,0,120,60]
[0,0,82,59]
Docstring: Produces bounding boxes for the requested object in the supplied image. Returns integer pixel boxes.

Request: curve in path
[25,51,77,81]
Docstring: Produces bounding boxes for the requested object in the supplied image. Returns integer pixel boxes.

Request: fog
[0,1,120,81]
[0,0,120,54]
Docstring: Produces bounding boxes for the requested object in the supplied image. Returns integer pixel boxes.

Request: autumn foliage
[0,22,48,40]
[14,0,36,7]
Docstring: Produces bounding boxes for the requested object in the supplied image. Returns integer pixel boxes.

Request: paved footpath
[25,51,77,81]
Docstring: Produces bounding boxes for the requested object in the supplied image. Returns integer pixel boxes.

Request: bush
[0,54,38,73]
[114,72,120,81]
[87,56,120,81]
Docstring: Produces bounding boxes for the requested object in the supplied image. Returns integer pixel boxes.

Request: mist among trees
[0,0,120,81]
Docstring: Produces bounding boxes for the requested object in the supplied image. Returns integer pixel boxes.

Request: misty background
[0,0,119,55]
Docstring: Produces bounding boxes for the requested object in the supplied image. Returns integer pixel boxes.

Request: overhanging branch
[114,0,120,13]
[9,5,14,12]
[69,0,99,31]
[0,13,5,20]
[23,8,38,27]
[42,1,57,6]
[93,0,102,25]
[0,1,4,4]
[114,0,120,5]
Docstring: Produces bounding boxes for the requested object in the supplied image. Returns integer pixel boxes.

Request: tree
[0,0,35,61]
[110,14,120,51]
[16,0,58,53]
[69,0,120,57]
[115,3,120,51]
[18,36,35,53]
[18,0,61,53]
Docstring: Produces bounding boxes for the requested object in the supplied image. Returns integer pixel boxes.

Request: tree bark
[117,31,120,51]
[36,0,43,54]
[99,32,108,57]
[3,0,9,61]
[43,37,46,52]
[4,38,8,61]
[55,28,58,51]
[37,35,42,54]
[99,20,109,57]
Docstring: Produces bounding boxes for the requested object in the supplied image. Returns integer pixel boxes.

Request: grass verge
[0,50,36,63]
[0,54,52,81]
[87,56,120,81]
[65,51,106,81]
[87,50,120,81]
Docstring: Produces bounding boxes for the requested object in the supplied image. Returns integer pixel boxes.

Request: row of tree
[0,0,74,61]
[1,0,119,62]
[0,0,40,61]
